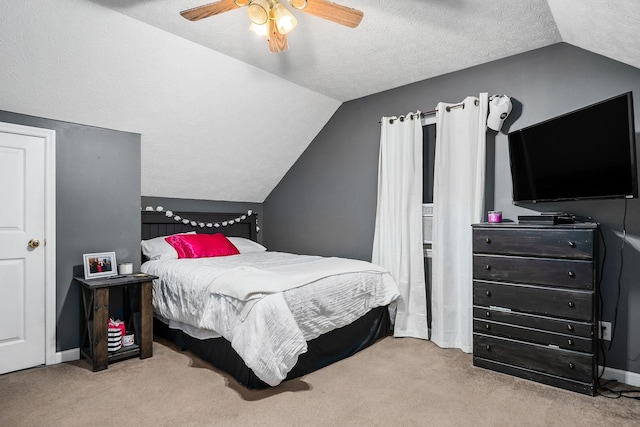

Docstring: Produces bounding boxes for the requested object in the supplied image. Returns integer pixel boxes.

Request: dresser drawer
[473,319,593,352]
[473,281,594,321]
[473,307,594,338]
[474,334,594,383]
[473,228,594,259]
[473,255,594,289]
[472,358,596,395]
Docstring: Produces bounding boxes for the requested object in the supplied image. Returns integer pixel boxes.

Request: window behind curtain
[422,118,436,247]
[421,118,436,335]
[422,122,436,204]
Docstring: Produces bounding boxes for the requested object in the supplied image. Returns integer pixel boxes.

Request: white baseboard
[52,347,80,364]
[600,365,640,388]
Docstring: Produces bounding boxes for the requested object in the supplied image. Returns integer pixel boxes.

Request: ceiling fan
[180,0,364,53]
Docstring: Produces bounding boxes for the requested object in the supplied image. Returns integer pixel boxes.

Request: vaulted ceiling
[93,0,640,102]
[3,1,640,203]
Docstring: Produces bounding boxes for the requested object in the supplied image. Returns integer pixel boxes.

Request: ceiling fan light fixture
[289,0,307,10]
[273,2,297,34]
[179,0,364,52]
[247,0,270,25]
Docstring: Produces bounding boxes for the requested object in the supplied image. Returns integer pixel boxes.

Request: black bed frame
[142,210,391,388]
[141,210,257,242]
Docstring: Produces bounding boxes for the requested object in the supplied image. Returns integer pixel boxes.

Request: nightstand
[75,273,157,372]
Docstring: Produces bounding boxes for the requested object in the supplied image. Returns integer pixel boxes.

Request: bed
[141,210,400,388]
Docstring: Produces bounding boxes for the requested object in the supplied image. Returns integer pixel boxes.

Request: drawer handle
[568,363,575,369]
[567,324,574,331]
[485,324,491,330]
[485,291,491,297]
[485,311,491,318]
[568,241,576,248]
[485,265,491,271]
[567,339,574,346]
[485,237,491,244]
[485,345,491,351]
[568,301,575,308]
[568,271,575,278]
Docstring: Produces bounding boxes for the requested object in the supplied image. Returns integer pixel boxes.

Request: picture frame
[83,252,117,280]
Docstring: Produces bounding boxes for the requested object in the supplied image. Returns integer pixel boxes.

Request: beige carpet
[1,337,638,427]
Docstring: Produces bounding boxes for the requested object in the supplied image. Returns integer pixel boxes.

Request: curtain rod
[381,100,472,124]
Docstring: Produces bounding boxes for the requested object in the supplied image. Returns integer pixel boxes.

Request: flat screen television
[508,92,638,203]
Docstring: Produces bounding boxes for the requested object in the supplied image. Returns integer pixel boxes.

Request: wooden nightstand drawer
[473,281,594,321]
[473,319,593,352]
[473,255,594,289]
[472,228,594,259]
[473,307,594,338]
[473,334,594,383]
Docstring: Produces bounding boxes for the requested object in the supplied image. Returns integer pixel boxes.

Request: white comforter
[142,252,400,386]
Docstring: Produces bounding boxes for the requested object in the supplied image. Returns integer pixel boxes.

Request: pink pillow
[164,233,240,259]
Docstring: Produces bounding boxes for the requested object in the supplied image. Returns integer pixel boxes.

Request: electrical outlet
[599,321,612,341]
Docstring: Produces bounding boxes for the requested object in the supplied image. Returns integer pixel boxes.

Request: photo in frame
[83,252,117,280]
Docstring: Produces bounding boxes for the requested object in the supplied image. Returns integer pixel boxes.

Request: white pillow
[228,237,267,254]
[141,231,195,260]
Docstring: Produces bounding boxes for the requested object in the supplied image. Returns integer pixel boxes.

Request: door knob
[29,239,40,248]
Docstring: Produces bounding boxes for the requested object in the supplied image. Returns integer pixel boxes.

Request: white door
[0,124,49,374]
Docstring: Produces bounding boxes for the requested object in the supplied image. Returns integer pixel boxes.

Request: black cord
[608,198,628,351]
[597,379,640,400]
[594,201,639,398]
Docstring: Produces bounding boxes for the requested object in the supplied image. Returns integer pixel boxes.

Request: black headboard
[141,211,258,241]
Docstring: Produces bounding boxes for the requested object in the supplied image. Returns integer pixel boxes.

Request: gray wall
[0,111,141,352]
[264,43,640,374]
[140,196,263,244]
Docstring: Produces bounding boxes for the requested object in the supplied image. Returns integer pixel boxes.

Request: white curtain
[373,113,429,339]
[431,93,488,352]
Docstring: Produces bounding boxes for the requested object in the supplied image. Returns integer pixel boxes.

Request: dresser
[471,222,599,395]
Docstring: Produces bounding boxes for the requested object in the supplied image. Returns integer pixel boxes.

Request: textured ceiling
[92,0,640,102]
[547,0,640,71]
[95,0,565,102]
[94,0,640,102]
[4,0,640,203]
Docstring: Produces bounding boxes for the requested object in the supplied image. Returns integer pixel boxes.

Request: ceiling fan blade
[268,19,289,53]
[301,0,363,28]
[180,0,240,21]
